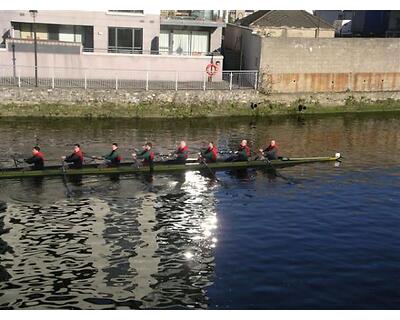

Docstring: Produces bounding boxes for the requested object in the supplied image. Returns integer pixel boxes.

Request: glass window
[59,25,74,42]
[82,26,94,51]
[108,27,143,54]
[20,23,32,39]
[48,24,59,41]
[159,30,170,54]
[117,28,133,52]
[134,29,143,53]
[74,26,83,43]
[173,31,190,55]
[108,27,116,51]
[35,24,48,40]
[191,31,209,55]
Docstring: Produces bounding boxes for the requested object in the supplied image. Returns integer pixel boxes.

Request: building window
[108,27,143,54]
[11,22,94,51]
[190,31,209,55]
[159,30,171,54]
[161,30,209,55]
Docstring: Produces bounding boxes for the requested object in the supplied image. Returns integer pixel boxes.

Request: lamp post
[29,10,38,87]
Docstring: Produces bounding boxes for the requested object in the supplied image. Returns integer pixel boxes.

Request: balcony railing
[84,47,220,56]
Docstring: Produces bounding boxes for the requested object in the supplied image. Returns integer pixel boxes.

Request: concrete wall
[0,41,224,81]
[0,10,160,53]
[241,28,261,70]
[260,37,400,93]
[223,24,261,70]
[210,26,223,52]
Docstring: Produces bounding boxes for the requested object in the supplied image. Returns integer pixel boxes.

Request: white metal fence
[0,65,258,91]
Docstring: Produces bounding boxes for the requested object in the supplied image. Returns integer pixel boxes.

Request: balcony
[160,10,225,28]
[6,38,82,54]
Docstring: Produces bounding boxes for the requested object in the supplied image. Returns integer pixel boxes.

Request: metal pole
[52,75,54,89]
[203,73,206,91]
[12,42,16,79]
[146,71,149,91]
[33,26,38,87]
[84,73,87,90]
[229,72,233,91]
[115,75,118,90]
[175,72,178,91]
[254,71,258,90]
[33,20,38,87]
[18,72,21,88]
[29,10,38,87]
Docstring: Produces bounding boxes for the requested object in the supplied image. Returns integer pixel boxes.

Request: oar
[61,160,73,197]
[11,156,20,168]
[250,147,294,184]
[199,157,228,187]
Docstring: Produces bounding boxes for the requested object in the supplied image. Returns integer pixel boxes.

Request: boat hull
[0,156,340,180]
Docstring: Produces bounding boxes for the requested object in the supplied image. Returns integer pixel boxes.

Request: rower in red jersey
[259,140,279,160]
[200,141,218,163]
[24,146,45,170]
[166,140,189,164]
[226,140,251,162]
[132,142,155,167]
[62,144,84,169]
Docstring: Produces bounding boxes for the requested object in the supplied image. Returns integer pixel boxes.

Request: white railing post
[115,75,118,90]
[203,73,206,91]
[229,72,233,91]
[52,75,55,89]
[254,71,258,90]
[175,72,178,91]
[146,71,149,91]
[84,73,87,90]
[18,72,21,88]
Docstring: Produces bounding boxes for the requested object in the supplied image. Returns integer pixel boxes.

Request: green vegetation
[0,96,400,118]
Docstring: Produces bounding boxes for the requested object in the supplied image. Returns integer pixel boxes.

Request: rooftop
[238,10,334,29]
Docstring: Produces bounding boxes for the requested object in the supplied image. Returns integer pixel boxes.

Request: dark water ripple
[0,113,400,309]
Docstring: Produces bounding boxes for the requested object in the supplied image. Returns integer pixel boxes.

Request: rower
[259,140,279,160]
[24,146,44,170]
[62,144,84,169]
[132,142,154,167]
[226,139,251,162]
[166,141,189,164]
[199,141,218,163]
[104,143,122,167]
[175,141,189,163]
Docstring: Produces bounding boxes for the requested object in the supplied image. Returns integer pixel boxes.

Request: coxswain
[132,142,154,167]
[200,141,218,163]
[259,140,279,160]
[24,146,44,170]
[104,143,122,167]
[62,144,84,169]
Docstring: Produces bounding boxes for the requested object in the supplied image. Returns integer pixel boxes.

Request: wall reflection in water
[0,172,218,309]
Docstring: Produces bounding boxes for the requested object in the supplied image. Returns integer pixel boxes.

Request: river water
[0,112,399,309]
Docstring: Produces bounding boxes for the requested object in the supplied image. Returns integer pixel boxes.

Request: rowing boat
[0,154,341,180]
